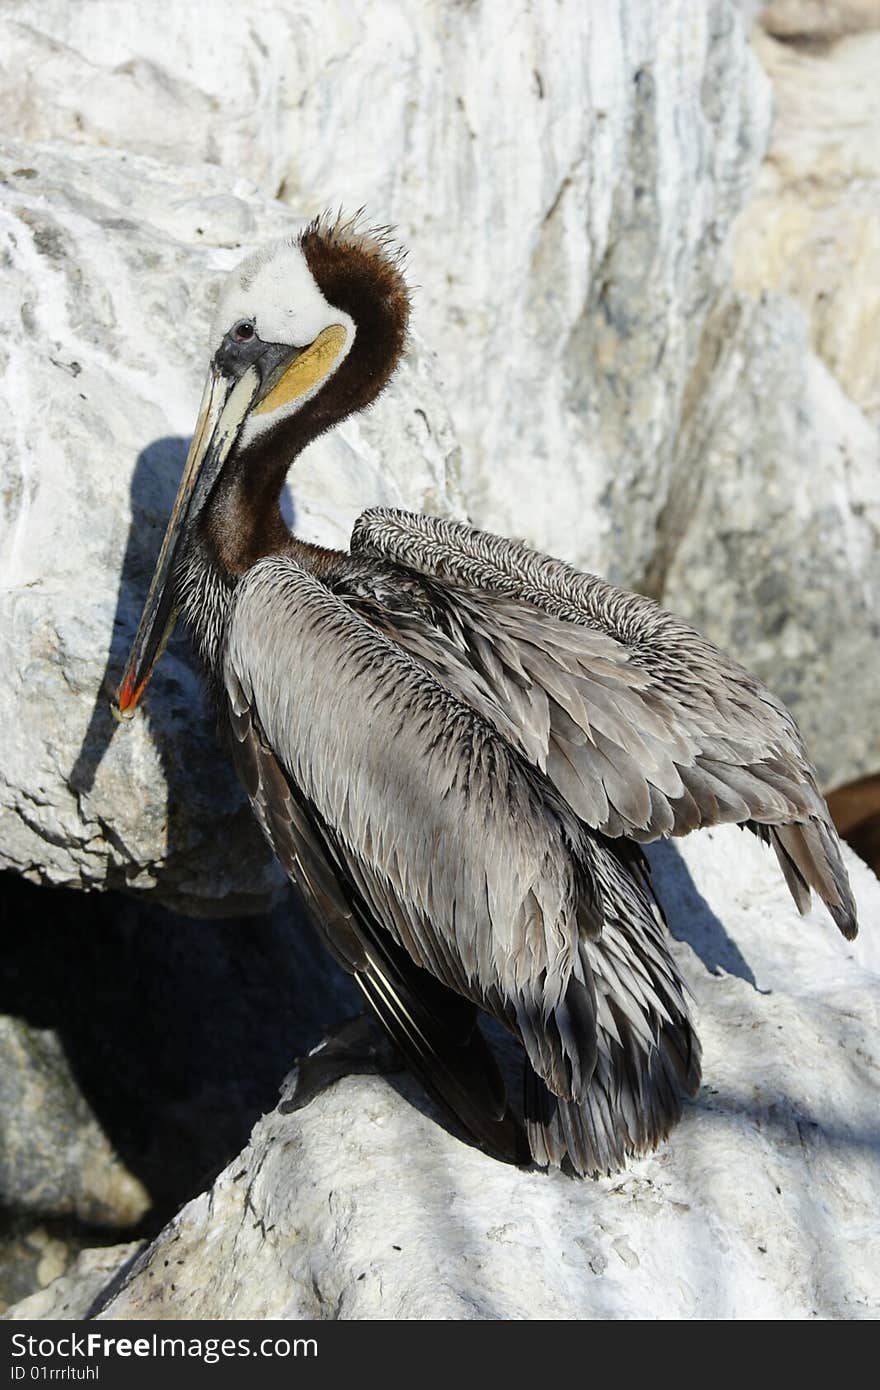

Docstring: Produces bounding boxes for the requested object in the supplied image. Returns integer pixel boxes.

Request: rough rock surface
[724,5,880,786]
[0,141,462,909]
[735,20,880,424]
[1,0,773,579]
[0,1015,149,1230]
[657,295,880,789]
[4,1243,142,1322]
[7,830,877,1321]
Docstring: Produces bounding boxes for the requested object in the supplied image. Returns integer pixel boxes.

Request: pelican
[113,214,858,1176]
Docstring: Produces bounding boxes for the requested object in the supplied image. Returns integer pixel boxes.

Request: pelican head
[113,213,410,719]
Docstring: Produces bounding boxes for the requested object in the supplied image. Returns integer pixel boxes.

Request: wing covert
[351,508,857,937]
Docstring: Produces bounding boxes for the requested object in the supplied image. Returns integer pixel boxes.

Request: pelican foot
[278,1012,404,1113]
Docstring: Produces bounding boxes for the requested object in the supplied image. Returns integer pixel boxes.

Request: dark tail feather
[763,818,858,941]
[524,843,701,1177]
[524,1017,701,1177]
[353,926,529,1166]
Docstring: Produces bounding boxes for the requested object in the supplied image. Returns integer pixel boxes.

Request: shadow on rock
[645,839,758,988]
[68,435,192,801]
[66,435,274,914]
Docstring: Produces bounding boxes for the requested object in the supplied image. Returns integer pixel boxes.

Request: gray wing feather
[227,654,525,1162]
[224,556,602,1103]
[351,508,857,939]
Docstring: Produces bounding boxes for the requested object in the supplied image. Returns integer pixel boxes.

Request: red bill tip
[112,670,146,722]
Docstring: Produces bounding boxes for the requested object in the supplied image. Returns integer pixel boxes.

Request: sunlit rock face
[1,0,772,576]
[0,0,877,892]
[734,23,880,423]
[725,3,880,788]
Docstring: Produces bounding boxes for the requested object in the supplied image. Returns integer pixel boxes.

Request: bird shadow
[65,435,278,912]
[645,839,759,988]
[67,433,299,802]
[67,435,191,803]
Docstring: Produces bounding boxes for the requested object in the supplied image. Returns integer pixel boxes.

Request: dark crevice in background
[827,772,880,879]
[0,871,360,1249]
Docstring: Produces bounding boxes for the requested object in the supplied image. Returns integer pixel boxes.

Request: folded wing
[350,508,857,939]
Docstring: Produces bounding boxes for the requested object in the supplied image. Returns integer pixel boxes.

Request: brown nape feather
[203,213,411,579]
[299,212,411,421]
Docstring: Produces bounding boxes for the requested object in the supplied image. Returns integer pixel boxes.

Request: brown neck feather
[199,221,410,580]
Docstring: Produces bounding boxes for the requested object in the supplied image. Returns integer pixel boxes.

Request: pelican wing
[223,556,606,1118]
[351,508,857,939]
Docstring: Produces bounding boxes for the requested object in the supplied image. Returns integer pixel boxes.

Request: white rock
[15,831,876,1321]
[735,25,880,423]
[723,15,880,787]
[0,0,772,576]
[660,294,880,788]
[0,141,463,906]
[0,1015,149,1229]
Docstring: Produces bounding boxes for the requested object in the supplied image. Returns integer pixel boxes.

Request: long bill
[112,321,348,721]
[111,363,261,721]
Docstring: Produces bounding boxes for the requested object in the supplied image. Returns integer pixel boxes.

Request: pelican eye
[232,320,255,343]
